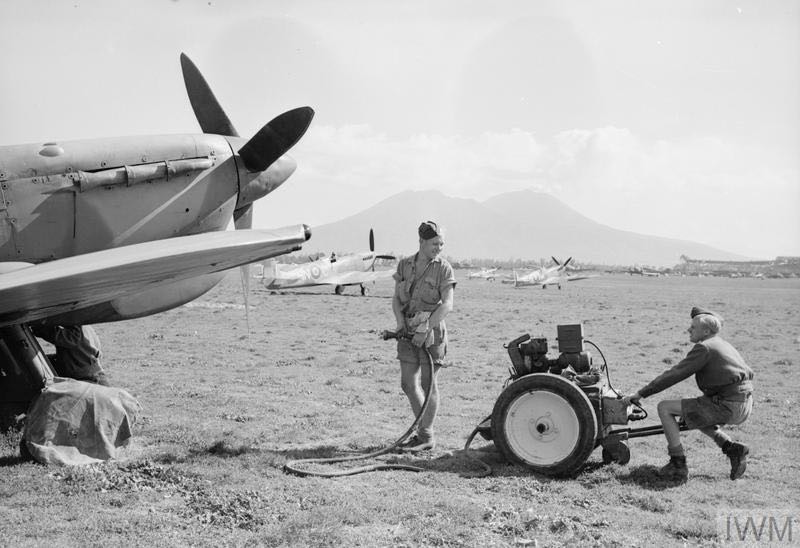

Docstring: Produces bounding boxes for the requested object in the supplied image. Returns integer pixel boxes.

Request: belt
[710,379,754,399]
[712,392,752,403]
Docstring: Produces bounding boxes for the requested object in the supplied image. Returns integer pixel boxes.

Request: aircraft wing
[318,269,395,286]
[0,225,309,327]
[565,274,599,282]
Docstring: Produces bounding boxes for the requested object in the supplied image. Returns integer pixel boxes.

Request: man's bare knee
[657,399,682,415]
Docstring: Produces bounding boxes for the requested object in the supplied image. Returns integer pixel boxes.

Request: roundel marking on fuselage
[310,265,322,279]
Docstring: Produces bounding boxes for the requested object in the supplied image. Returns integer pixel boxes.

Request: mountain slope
[299,190,744,266]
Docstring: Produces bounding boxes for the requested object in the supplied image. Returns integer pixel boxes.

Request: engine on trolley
[480,324,643,477]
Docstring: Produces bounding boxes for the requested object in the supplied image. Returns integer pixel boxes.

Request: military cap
[691,306,723,325]
[691,306,715,318]
[418,220,441,240]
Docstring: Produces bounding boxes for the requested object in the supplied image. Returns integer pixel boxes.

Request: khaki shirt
[639,335,754,398]
[394,254,456,344]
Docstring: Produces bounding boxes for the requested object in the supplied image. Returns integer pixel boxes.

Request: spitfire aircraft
[0,53,314,403]
[466,267,499,281]
[261,229,395,295]
[512,257,596,289]
[628,265,662,277]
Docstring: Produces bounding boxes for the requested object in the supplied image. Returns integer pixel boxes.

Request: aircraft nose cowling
[233,151,297,209]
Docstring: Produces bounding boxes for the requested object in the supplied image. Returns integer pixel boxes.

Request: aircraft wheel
[491,373,598,476]
[601,442,631,465]
[334,285,345,295]
[19,438,32,461]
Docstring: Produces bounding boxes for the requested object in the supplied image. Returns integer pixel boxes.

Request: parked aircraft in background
[261,229,395,295]
[512,257,597,289]
[628,265,663,277]
[467,267,499,281]
[0,53,314,403]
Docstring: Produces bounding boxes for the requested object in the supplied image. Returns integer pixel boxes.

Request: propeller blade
[376,255,395,261]
[233,204,253,230]
[180,53,239,137]
[551,256,560,266]
[564,257,573,267]
[238,107,315,172]
[369,228,376,271]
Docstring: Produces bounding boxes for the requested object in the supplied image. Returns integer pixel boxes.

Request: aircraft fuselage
[266,252,377,289]
[0,134,295,262]
[0,134,298,323]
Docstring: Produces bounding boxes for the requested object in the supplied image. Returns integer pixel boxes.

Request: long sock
[667,443,685,457]
[714,431,732,449]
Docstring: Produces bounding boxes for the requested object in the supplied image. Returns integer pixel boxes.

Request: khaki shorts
[397,339,447,367]
[681,394,753,429]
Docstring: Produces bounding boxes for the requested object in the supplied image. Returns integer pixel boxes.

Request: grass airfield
[2,272,798,547]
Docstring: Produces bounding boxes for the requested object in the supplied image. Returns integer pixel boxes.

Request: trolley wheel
[601,442,631,465]
[491,373,598,477]
[334,285,345,295]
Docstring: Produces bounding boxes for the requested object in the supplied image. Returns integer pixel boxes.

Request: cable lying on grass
[282,331,435,477]
[283,330,493,478]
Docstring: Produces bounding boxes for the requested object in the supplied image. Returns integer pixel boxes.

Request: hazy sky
[1,0,798,259]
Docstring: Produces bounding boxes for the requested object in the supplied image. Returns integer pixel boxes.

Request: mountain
[297,189,745,267]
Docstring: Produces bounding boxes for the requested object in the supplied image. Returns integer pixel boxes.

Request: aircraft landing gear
[334,285,345,295]
[360,284,368,296]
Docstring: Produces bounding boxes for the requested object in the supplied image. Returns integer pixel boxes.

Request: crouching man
[31,324,111,386]
[623,307,753,481]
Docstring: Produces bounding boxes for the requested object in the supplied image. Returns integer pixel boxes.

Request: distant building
[674,255,800,277]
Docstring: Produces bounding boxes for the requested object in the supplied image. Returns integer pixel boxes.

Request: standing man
[31,324,111,386]
[623,307,753,481]
[392,221,456,451]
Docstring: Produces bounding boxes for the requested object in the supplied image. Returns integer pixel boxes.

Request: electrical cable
[456,416,493,478]
[585,338,647,420]
[283,336,435,477]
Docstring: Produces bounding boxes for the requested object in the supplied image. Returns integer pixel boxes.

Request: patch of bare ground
[2,273,798,546]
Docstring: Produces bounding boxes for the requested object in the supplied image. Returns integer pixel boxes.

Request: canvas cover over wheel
[23,378,141,465]
[491,373,598,476]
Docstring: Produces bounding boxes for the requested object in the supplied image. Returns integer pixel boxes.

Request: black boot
[658,455,688,482]
[722,441,749,480]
